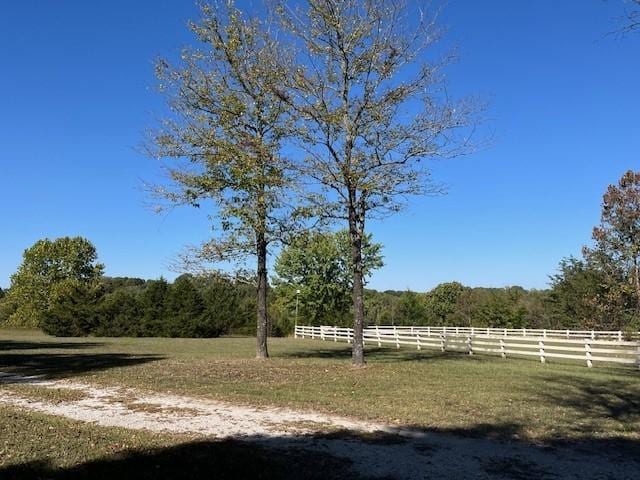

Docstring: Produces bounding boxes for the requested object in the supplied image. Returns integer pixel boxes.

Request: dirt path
[1,372,638,479]
[0,372,386,438]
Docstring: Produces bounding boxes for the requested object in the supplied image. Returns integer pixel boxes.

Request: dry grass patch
[1,384,89,404]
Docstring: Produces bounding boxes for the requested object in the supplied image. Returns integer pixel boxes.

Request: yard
[1,329,639,479]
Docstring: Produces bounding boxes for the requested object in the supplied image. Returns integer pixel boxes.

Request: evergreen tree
[199,278,237,337]
[164,275,205,337]
[140,278,169,336]
[96,289,143,337]
[42,279,103,336]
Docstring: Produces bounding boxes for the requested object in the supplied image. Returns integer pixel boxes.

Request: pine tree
[164,275,205,337]
[140,278,169,336]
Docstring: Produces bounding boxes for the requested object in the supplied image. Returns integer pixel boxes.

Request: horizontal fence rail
[359,326,640,341]
[294,325,640,369]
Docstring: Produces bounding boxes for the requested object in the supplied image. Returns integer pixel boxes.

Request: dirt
[1,372,637,479]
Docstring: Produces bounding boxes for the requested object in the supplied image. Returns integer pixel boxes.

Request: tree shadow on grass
[0,436,362,480]
[0,340,104,351]
[280,344,490,364]
[0,352,163,382]
[0,337,162,381]
[534,373,640,439]
[2,423,639,480]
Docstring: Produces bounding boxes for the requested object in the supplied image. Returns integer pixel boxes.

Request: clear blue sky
[0,1,638,291]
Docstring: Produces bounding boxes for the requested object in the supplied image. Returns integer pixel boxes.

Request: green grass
[0,405,176,469]
[1,328,639,443]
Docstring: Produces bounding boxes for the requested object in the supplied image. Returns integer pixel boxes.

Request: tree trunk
[349,204,365,366]
[256,233,269,359]
[634,257,640,311]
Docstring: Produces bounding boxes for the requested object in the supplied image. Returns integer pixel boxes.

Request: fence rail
[360,325,639,341]
[294,325,640,369]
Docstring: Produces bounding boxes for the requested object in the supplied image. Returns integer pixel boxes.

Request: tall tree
[3,237,103,327]
[276,0,479,364]
[585,170,640,309]
[150,2,296,358]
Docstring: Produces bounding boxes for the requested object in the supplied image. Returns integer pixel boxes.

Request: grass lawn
[1,328,638,445]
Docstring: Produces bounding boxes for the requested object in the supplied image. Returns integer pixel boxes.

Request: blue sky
[0,1,638,291]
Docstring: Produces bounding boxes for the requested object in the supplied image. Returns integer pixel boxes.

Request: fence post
[334,326,338,342]
[417,331,421,351]
[427,326,431,337]
[320,326,325,341]
[523,328,527,336]
[376,325,381,347]
[591,330,595,340]
[311,327,315,340]
[500,338,505,359]
[440,334,446,352]
[455,326,459,335]
[539,340,545,364]
[566,329,570,339]
[503,328,507,337]
[618,331,623,342]
[471,327,475,335]
[467,334,473,355]
[543,329,547,338]
[585,339,593,368]
[395,326,400,349]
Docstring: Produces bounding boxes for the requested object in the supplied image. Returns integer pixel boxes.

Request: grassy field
[2,328,640,478]
[1,328,639,444]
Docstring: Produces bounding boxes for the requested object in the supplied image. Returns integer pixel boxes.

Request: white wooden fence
[294,325,640,369]
[360,325,640,341]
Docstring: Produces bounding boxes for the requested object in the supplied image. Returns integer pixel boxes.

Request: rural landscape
[1,1,639,479]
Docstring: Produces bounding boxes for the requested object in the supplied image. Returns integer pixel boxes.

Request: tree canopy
[3,237,103,327]
[150,1,300,358]
[274,230,383,326]
[274,0,480,364]
[550,170,640,331]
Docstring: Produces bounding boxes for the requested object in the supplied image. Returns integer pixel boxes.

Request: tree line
[300,171,640,334]
[3,171,640,341]
[0,237,255,337]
